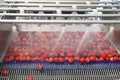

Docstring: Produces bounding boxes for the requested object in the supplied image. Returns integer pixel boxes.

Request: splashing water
[4,23,120,64]
[30,24,39,46]
[53,25,66,53]
[105,26,120,54]
[11,26,19,43]
[76,24,107,54]
[76,24,89,53]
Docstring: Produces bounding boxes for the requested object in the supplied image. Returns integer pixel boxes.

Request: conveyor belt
[1,62,120,80]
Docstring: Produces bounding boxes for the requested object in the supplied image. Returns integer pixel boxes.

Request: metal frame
[0,0,119,24]
[4,1,120,4]
[1,4,120,7]
[0,13,120,17]
[0,8,120,12]
[0,20,120,24]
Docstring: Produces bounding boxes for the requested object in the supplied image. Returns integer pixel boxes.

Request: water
[76,25,89,53]
[27,25,33,47]
[52,25,66,53]
[76,24,117,55]
[9,24,120,59]
[105,26,120,54]
[11,26,19,43]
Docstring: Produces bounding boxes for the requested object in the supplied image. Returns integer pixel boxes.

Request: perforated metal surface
[1,62,120,80]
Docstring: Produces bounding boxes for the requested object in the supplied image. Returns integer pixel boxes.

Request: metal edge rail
[0,13,120,17]
[0,20,120,24]
[105,30,120,54]
[4,1,120,4]
[0,8,120,12]
[1,4,120,7]
[109,38,120,54]
[0,31,12,63]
